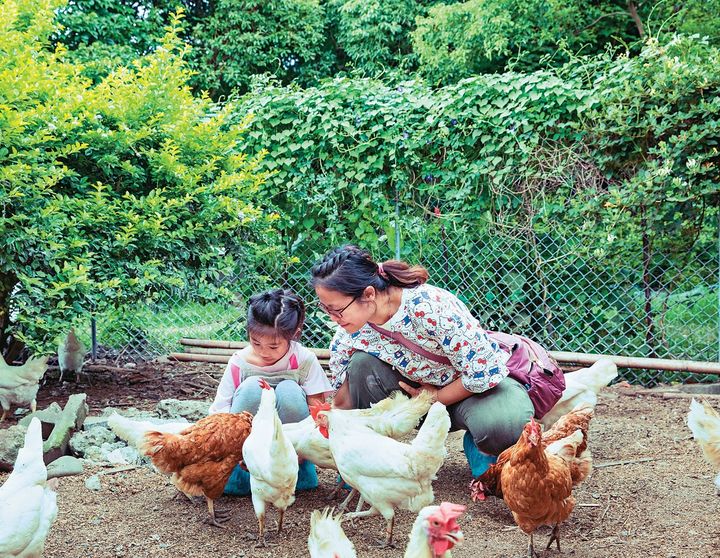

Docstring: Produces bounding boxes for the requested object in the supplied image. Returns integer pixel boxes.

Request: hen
[500,419,579,557]
[142,411,253,527]
[315,401,451,547]
[687,398,720,494]
[541,358,616,428]
[0,417,58,557]
[307,508,357,558]
[404,502,466,558]
[107,413,190,452]
[0,354,49,422]
[57,328,85,382]
[470,404,594,501]
[286,390,434,468]
[242,378,298,546]
[285,390,434,510]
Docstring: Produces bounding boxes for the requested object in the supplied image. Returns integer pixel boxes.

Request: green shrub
[190,0,333,97]
[0,1,273,352]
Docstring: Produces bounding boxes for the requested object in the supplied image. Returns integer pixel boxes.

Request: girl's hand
[399,381,438,402]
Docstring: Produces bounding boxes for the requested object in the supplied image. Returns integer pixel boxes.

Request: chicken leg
[204,498,231,528]
[252,511,279,548]
[375,515,395,548]
[277,509,284,533]
[526,533,539,558]
[546,524,562,551]
[345,508,395,548]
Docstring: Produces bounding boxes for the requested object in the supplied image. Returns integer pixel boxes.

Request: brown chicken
[470,404,593,501]
[142,412,253,527]
[500,419,576,557]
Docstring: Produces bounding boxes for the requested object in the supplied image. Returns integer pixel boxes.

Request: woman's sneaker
[463,431,497,477]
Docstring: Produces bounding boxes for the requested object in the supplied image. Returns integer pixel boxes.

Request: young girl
[210,288,332,494]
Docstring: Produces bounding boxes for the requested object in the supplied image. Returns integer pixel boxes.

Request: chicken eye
[431,520,441,527]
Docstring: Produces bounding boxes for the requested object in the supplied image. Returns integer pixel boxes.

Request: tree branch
[627,1,645,38]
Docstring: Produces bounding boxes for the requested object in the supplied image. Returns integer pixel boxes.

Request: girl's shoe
[296,460,319,491]
[223,464,251,496]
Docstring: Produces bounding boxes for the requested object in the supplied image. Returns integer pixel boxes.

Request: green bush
[327,0,428,74]
[52,0,178,82]
[0,0,274,352]
[412,0,635,85]
[190,0,333,97]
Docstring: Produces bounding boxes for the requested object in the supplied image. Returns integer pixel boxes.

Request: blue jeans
[230,377,310,423]
[224,377,317,495]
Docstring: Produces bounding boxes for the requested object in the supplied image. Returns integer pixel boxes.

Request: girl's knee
[275,379,305,397]
[231,378,263,414]
[275,380,309,423]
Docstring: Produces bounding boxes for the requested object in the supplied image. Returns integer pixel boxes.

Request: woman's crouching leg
[345,351,420,410]
[451,377,534,457]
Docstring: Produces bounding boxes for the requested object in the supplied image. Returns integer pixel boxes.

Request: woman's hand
[331,380,352,409]
[399,381,438,402]
[400,378,473,406]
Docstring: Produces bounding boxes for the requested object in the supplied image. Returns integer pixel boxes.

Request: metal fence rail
[95,225,720,387]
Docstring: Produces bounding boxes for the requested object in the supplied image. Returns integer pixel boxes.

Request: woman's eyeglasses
[317,295,359,319]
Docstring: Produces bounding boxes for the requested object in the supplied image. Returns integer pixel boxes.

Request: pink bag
[369,324,564,419]
[485,331,565,420]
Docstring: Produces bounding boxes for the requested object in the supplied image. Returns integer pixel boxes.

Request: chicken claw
[545,524,562,551]
[204,498,231,528]
[526,533,540,558]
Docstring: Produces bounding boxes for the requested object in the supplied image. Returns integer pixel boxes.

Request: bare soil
[2,361,719,558]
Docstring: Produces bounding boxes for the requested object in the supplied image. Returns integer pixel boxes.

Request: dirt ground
[2,360,719,558]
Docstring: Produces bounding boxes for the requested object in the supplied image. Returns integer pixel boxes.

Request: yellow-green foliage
[0,0,272,352]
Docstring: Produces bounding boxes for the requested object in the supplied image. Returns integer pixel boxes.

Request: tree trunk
[0,271,17,356]
[627,1,645,38]
[641,208,657,358]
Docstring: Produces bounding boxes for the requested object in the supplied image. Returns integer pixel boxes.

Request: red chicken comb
[438,502,466,521]
[258,378,272,390]
[309,401,331,420]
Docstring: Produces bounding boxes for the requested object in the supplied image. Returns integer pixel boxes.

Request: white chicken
[404,502,466,558]
[107,413,191,452]
[307,508,357,558]
[541,358,617,428]
[285,390,435,468]
[242,378,298,546]
[687,398,720,494]
[315,401,451,547]
[284,390,434,510]
[0,417,58,557]
[57,328,85,382]
[0,354,49,422]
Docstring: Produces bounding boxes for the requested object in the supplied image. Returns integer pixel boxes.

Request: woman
[311,245,537,476]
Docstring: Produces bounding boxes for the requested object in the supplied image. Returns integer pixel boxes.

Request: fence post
[394,184,401,260]
[91,317,97,362]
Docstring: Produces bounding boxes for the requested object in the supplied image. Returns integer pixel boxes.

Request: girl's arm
[208,363,236,414]
[307,393,327,408]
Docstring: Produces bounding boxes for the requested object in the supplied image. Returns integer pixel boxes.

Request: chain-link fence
[90,220,720,386]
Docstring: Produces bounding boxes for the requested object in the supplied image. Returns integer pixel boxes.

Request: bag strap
[368,323,452,365]
[230,363,241,389]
